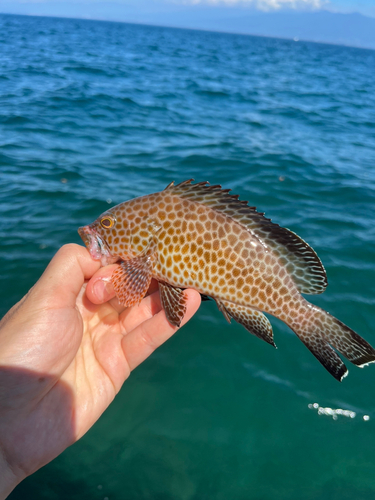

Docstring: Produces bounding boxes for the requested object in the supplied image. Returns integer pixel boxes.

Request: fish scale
[78,179,375,381]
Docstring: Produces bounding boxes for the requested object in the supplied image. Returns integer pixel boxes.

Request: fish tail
[290,305,375,381]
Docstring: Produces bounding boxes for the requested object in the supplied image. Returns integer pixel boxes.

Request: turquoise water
[1,13,375,499]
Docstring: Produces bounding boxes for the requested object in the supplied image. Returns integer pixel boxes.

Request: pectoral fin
[111,255,153,307]
[218,300,276,347]
[159,282,188,327]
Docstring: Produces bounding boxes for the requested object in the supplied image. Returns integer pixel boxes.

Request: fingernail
[93,279,113,302]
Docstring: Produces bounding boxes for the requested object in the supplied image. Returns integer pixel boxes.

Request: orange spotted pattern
[79,180,375,381]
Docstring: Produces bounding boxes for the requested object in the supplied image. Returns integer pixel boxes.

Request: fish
[78,179,375,381]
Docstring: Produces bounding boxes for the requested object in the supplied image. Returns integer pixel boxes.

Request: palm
[62,286,128,439]
[0,285,126,478]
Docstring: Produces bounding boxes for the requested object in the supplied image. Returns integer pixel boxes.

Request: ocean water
[1,13,375,499]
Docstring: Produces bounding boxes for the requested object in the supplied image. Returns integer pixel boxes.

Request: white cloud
[182,0,324,10]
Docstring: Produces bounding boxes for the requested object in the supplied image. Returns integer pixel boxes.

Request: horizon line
[1,10,374,53]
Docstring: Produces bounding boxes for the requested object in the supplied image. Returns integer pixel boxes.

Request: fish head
[78,205,132,266]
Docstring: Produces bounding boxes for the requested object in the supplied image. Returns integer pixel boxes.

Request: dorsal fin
[165,179,327,295]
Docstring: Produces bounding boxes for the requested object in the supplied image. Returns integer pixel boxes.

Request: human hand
[0,244,201,498]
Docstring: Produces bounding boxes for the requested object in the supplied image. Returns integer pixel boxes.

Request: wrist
[0,446,23,499]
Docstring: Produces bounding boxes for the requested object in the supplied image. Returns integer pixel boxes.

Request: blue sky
[328,0,375,16]
[0,0,374,19]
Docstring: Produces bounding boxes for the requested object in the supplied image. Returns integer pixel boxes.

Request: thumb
[32,244,101,309]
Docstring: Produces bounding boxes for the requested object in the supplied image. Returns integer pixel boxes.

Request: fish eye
[100,216,115,229]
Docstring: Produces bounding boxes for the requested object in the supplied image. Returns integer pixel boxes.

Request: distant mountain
[193,10,375,50]
[1,3,375,50]
[148,9,375,51]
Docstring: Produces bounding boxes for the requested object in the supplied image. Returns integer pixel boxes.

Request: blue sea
[1,13,375,499]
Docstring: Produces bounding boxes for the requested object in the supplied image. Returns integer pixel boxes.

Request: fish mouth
[78,225,119,266]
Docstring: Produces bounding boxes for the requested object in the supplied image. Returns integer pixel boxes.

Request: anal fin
[215,299,232,324]
[218,299,276,347]
[159,282,188,327]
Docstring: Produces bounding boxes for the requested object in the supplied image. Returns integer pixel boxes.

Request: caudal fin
[291,306,375,381]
